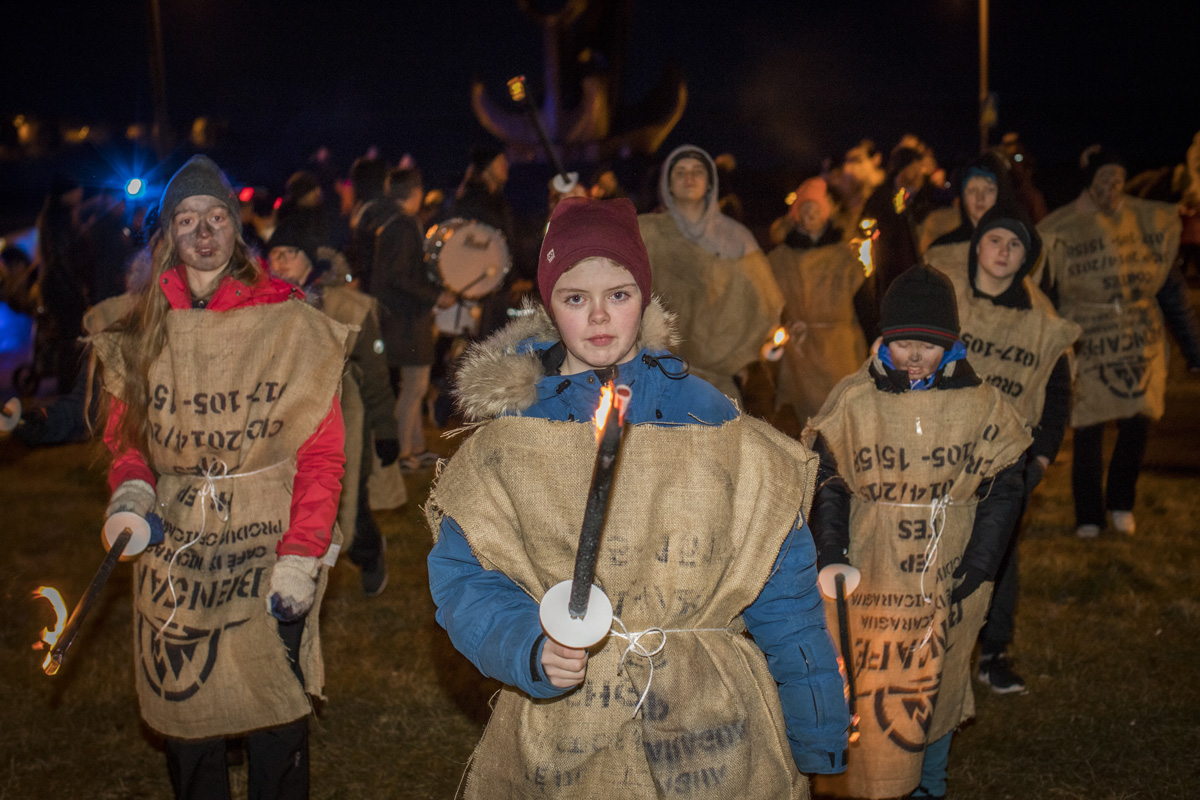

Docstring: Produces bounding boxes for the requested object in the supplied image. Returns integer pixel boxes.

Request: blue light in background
[125,178,145,198]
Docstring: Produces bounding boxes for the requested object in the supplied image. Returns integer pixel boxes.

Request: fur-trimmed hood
[454,296,679,422]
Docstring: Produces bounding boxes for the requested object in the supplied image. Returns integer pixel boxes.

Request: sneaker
[398,456,421,473]
[360,538,388,597]
[415,450,441,466]
[977,652,1027,694]
[1109,510,1136,535]
[1075,523,1101,539]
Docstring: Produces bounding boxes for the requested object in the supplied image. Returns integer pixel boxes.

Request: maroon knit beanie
[538,197,652,310]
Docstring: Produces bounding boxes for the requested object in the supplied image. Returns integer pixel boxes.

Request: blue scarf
[879,340,968,390]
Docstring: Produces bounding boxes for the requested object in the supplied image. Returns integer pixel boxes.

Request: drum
[424,218,511,336]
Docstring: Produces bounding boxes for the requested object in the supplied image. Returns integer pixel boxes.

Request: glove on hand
[816,545,850,572]
[268,555,321,622]
[374,438,401,467]
[106,479,156,520]
[950,563,988,604]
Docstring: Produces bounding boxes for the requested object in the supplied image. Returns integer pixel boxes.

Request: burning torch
[507,75,580,196]
[762,326,790,362]
[35,527,135,675]
[33,514,154,676]
[539,382,631,648]
[819,562,863,742]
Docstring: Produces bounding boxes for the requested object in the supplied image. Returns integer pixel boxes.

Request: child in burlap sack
[93,156,347,799]
[427,197,848,799]
[804,265,1030,800]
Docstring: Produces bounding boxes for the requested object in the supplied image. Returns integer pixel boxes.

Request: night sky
[5,0,1199,219]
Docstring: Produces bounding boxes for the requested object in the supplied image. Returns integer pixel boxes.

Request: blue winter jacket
[428,333,849,774]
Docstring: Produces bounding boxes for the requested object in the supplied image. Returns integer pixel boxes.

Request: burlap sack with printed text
[93,301,348,740]
[639,214,784,398]
[927,249,1081,426]
[803,363,1030,799]
[768,243,868,423]
[427,416,817,800]
[1040,196,1179,427]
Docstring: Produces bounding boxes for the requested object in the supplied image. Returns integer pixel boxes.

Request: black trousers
[164,620,309,800]
[347,476,382,567]
[980,510,1023,654]
[1071,415,1151,527]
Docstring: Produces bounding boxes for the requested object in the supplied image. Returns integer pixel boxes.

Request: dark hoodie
[931,151,1017,248]
[967,204,1071,462]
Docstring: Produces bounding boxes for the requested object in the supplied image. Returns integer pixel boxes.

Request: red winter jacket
[105,265,346,558]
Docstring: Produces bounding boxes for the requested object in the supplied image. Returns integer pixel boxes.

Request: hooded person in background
[1039,146,1200,539]
[935,204,1080,695]
[637,144,783,400]
[925,151,1016,255]
[766,176,869,432]
[268,216,398,596]
[91,155,347,799]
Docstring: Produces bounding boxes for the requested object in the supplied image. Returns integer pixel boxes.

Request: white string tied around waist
[609,616,735,718]
[157,458,291,638]
[869,493,964,651]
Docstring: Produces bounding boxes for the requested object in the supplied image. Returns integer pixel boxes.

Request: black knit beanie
[158,155,242,234]
[266,216,319,268]
[880,264,960,349]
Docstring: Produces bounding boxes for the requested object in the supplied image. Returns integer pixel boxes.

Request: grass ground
[2,372,1198,799]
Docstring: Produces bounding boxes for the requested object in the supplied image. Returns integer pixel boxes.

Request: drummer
[370,166,456,471]
[452,144,525,339]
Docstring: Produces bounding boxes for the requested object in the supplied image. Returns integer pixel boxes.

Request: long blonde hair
[96,223,262,468]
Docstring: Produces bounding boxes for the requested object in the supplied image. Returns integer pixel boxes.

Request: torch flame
[507,75,527,103]
[33,586,67,670]
[593,383,614,438]
[772,327,788,347]
[857,238,874,277]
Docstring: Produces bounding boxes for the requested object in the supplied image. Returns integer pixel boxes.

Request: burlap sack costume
[803,362,1029,799]
[92,300,348,739]
[768,242,868,423]
[1039,195,1180,427]
[927,246,1082,426]
[921,241,970,285]
[82,293,137,336]
[427,415,818,799]
[320,286,372,536]
[638,213,783,398]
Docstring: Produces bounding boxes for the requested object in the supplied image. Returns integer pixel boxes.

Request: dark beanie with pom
[880,264,960,349]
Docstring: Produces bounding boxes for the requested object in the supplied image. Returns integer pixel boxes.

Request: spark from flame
[32,586,67,670]
[784,191,797,207]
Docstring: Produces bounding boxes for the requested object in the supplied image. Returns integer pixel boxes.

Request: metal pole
[979,0,990,154]
[147,0,170,159]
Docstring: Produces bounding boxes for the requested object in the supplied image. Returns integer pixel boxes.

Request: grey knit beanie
[158,155,242,234]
